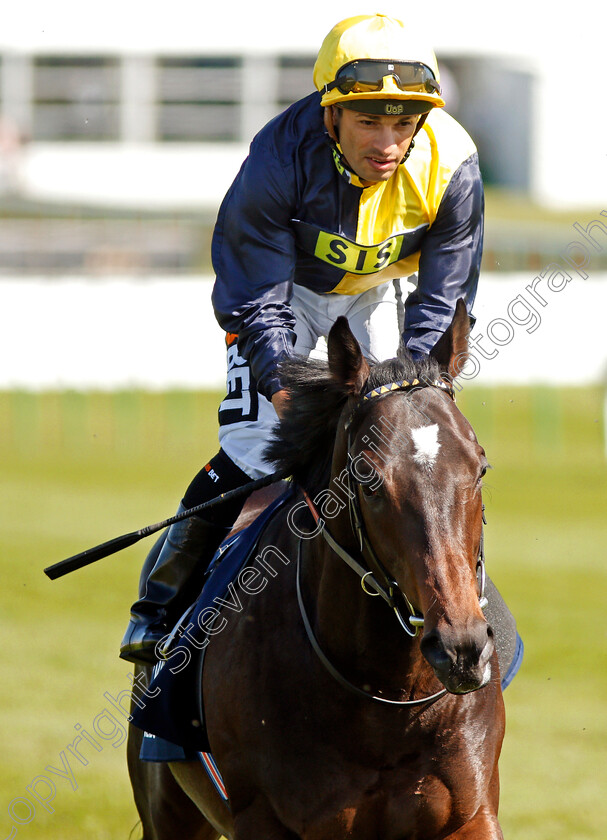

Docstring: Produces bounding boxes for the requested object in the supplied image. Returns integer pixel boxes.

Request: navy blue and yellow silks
[211,91,483,400]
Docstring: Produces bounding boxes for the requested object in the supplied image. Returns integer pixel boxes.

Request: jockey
[120,12,484,665]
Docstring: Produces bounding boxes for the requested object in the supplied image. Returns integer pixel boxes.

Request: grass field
[1,386,606,839]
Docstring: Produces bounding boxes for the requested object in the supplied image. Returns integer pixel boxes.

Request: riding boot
[119,504,231,665]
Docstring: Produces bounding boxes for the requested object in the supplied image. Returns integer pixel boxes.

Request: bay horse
[129,300,506,839]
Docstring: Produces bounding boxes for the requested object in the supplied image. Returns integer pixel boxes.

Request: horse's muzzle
[420,619,495,694]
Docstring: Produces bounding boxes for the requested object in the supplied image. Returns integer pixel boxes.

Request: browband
[362,378,455,402]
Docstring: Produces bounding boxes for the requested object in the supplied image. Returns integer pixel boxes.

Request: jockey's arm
[211,134,298,403]
[403,152,484,357]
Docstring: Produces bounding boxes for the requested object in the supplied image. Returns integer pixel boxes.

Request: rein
[296,376,488,706]
[295,540,448,707]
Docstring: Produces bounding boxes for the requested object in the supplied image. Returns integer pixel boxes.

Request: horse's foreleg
[232,795,301,840]
[128,727,215,840]
[169,759,232,838]
[444,808,503,840]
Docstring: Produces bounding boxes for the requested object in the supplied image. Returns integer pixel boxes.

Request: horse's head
[326,301,493,695]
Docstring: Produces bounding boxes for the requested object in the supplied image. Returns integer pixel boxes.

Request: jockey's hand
[271,389,290,419]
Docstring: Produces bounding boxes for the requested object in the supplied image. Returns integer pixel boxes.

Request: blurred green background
[1,386,606,839]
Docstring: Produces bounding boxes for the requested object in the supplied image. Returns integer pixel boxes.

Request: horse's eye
[360,481,382,500]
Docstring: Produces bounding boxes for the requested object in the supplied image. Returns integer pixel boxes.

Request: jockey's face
[332,106,419,184]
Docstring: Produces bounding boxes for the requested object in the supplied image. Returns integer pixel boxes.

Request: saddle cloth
[132,488,524,763]
[131,486,295,758]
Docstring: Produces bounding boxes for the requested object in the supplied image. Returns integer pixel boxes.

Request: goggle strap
[323,79,341,94]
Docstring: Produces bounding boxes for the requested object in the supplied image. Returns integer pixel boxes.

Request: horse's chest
[254,729,485,840]
[205,574,495,838]
[285,762,476,840]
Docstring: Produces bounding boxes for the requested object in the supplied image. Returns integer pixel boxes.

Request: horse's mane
[265,350,443,493]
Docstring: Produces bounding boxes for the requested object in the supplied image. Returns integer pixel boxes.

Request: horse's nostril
[420,632,452,670]
[422,621,494,675]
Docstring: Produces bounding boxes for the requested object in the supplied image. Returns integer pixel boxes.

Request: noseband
[296,377,489,706]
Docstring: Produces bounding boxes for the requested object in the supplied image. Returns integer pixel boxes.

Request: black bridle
[296,377,488,706]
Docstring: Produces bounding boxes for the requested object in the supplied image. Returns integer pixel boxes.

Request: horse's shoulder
[230,480,291,534]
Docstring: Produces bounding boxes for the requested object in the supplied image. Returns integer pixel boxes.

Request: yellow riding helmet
[313,13,445,115]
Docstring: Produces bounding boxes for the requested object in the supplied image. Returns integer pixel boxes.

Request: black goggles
[324,59,440,96]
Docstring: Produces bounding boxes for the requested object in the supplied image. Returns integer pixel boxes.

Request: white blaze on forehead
[411,424,440,467]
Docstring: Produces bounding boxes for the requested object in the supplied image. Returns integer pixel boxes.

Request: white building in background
[0,0,604,212]
[0,1,605,390]
[0,51,317,209]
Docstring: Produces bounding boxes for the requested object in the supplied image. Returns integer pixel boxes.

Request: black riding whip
[43,470,289,581]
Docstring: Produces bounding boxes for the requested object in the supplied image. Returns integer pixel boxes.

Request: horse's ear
[430,299,471,379]
[328,316,370,394]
